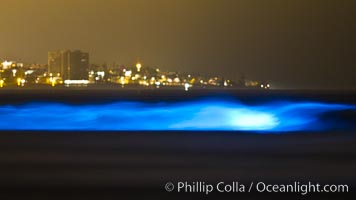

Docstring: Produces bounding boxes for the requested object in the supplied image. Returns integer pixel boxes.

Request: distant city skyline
[1,0,355,89]
[1,49,246,89]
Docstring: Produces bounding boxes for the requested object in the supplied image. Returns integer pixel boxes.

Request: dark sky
[1,0,355,89]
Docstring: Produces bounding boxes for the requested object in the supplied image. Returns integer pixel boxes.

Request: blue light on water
[0,99,354,132]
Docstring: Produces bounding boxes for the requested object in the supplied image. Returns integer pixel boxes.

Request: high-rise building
[48,50,89,80]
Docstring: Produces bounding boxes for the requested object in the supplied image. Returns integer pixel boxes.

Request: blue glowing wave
[0,99,354,132]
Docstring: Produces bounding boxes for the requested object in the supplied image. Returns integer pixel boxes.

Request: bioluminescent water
[0,99,355,132]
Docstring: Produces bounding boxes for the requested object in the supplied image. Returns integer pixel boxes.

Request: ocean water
[0,96,355,132]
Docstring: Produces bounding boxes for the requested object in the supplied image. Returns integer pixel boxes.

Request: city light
[136,62,142,72]
[50,78,56,87]
[0,99,354,132]
[25,70,35,75]
[184,83,191,91]
[125,70,132,77]
[64,80,89,85]
[16,78,25,86]
[1,61,12,69]
[12,69,17,77]
[97,71,105,77]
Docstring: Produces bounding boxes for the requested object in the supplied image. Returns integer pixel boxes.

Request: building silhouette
[48,50,89,80]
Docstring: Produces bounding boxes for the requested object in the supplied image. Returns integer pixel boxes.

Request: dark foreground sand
[0,131,354,199]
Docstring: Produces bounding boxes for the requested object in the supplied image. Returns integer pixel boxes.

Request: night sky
[1,0,355,89]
